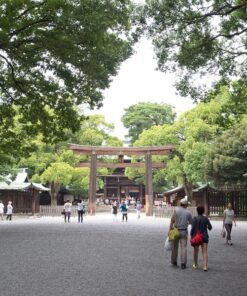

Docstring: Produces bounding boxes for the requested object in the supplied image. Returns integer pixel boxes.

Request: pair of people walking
[169,197,212,271]
[0,201,13,221]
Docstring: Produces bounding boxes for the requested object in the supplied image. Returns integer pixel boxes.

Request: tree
[0,0,134,146]
[141,0,247,100]
[204,119,247,185]
[129,88,244,198]
[40,162,74,205]
[121,101,175,143]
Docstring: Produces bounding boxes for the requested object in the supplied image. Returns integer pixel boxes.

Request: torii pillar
[88,152,97,215]
[145,151,153,216]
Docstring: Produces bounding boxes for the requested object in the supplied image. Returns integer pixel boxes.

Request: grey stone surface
[0,214,246,296]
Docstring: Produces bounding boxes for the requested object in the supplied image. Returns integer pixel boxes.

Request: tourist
[120,201,128,222]
[169,196,192,269]
[136,200,142,219]
[223,202,237,245]
[77,200,85,223]
[63,200,72,223]
[0,200,4,221]
[111,201,118,222]
[191,205,212,272]
[6,201,13,221]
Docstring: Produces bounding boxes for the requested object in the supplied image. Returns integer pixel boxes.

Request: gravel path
[0,214,246,296]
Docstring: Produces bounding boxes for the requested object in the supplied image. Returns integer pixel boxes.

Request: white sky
[88,38,194,140]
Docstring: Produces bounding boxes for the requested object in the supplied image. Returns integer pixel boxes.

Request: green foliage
[204,119,247,185]
[122,101,175,143]
[0,0,134,156]
[41,162,74,186]
[141,0,247,100]
[130,88,245,194]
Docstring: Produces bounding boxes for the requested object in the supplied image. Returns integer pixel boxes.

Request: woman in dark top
[191,205,212,271]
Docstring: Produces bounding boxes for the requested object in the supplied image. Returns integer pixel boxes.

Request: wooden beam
[69,144,174,156]
[77,162,166,169]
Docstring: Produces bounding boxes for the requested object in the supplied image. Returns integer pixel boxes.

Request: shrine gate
[69,145,174,216]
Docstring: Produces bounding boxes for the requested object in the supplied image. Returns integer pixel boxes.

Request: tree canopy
[121,101,175,143]
[127,84,246,196]
[204,119,247,185]
[0,0,134,143]
[140,0,247,100]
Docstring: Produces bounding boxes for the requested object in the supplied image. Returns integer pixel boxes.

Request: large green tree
[121,101,175,143]
[0,0,134,154]
[127,84,247,197]
[204,119,247,185]
[140,0,247,100]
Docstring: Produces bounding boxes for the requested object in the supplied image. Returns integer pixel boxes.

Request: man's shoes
[203,266,208,272]
[171,261,177,266]
[193,264,198,269]
[181,264,186,269]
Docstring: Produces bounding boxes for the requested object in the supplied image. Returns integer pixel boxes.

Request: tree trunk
[50,182,61,206]
[183,175,193,201]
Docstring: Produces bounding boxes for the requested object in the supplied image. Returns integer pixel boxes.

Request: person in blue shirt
[120,201,128,222]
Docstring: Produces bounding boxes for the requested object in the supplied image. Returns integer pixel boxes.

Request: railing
[154,206,197,218]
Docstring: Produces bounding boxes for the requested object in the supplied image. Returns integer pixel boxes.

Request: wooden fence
[40,205,81,217]
[154,206,197,218]
[208,190,247,217]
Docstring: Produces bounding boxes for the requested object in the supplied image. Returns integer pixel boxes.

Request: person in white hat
[169,196,192,269]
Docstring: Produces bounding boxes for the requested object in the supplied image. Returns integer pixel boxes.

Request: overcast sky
[88,38,194,141]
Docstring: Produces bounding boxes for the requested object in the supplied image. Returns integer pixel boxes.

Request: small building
[0,169,50,214]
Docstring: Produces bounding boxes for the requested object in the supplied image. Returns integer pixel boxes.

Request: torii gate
[69,145,174,216]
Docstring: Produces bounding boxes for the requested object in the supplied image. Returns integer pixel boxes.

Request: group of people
[169,197,236,271]
[111,200,142,222]
[0,200,14,221]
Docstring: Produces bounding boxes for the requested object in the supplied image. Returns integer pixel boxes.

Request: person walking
[63,200,72,223]
[0,200,4,221]
[191,205,212,272]
[111,201,118,222]
[120,201,128,222]
[6,201,13,221]
[136,200,142,219]
[223,202,236,245]
[77,200,85,223]
[169,196,192,269]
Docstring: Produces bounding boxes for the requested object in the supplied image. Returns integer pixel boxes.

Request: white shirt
[0,203,4,214]
[224,209,235,224]
[64,202,72,212]
[7,204,13,215]
[77,202,84,211]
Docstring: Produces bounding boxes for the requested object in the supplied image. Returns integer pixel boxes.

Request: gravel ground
[0,213,246,296]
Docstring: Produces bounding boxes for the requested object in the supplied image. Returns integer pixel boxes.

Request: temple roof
[0,169,49,191]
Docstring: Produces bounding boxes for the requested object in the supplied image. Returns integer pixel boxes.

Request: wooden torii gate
[69,144,174,216]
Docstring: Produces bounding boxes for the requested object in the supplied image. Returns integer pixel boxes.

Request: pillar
[145,151,153,216]
[89,152,97,215]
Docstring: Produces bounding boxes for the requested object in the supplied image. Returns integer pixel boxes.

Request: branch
[210,27,247,41]
[14,1,48,20]
[0,54,25,93]
[9,17,52,37]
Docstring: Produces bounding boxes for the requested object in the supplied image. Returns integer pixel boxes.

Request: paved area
[0,213,246,296]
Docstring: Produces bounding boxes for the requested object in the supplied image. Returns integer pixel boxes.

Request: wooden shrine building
[69,145,174,216]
